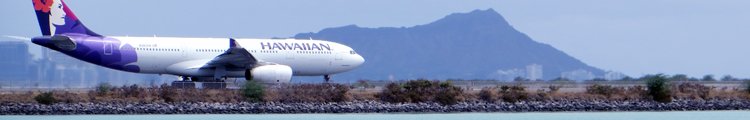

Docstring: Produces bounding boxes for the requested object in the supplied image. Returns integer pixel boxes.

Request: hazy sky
[1,0,749,78]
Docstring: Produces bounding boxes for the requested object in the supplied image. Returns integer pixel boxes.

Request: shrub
[586,84,620,98]
[676,82,712,100]
[499,85,528,103]
[354,80,374,89]
[531,89,550,101]
[34,92,57,105]
[435,81,463,105]
[242,80,265,102]
[379,83,408,103]
[122,84,144,98]
[264,83,350,103]
[158,84,178,103]
[350,89,378,101]
[324,84,352,102]
[625,85,647,100]
[95,83,112,96]
[54,91,86,103]
[402,80,438,103]
[378,80,465,105]
[645,74,672,102]
[478,88,498,102]
[745,80,750,94]
[547,85,561,94]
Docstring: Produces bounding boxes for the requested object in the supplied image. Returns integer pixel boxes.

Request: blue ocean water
[2,111,749,120]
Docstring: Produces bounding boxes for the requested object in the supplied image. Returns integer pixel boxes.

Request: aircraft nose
[353,55,365,67]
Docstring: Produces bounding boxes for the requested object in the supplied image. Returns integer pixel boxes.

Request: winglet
[229,38,242,48]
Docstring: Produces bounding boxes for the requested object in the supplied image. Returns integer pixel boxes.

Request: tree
[670,74,689,81]
[645,74,671,103]
[591,78,607,81]
[551,77,570,81]
[721,75,736,81]
[639,74,661,81]
[701,75,715,81]
[620,76,634,81]
[354,80,372,89]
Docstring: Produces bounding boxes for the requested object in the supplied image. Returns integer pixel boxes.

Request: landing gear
[324,75,331,82]
[245,69,253,81]
[172,76,227,89]
[180,76,191,81]
[173,76,196,88]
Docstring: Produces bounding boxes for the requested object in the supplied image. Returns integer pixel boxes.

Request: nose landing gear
[324,75,331,83]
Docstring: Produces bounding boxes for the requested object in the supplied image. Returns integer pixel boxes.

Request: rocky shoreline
[1,99,749,115]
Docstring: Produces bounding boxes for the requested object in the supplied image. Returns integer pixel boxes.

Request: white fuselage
[112,37,364,77]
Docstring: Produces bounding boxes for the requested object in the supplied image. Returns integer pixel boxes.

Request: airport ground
[0,80,747,103]
[0,79,744,92]
[1,79,748,114]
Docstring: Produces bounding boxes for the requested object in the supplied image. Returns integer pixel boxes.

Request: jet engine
[245,65,292,83]
[51,35,77,51]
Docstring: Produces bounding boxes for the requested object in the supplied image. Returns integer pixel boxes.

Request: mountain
[294,9,604,81]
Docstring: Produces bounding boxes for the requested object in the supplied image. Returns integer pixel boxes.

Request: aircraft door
[181,43,186,58]
[330,51,344,72]
[103,42,113,55]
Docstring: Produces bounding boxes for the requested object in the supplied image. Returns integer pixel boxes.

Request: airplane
[17,0,365,84]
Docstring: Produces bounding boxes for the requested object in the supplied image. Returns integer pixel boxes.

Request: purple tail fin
[32,0,100,36]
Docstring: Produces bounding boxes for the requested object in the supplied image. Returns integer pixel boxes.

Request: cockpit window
[349,50,357,55]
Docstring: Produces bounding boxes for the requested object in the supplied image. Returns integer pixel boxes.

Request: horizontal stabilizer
[3,35,32,41]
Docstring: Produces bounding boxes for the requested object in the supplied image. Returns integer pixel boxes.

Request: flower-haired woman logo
[33,0,65,34]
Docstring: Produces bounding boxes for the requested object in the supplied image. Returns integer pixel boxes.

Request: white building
[526,64,543,80]
[494,68,525,81]
[604,71,627,80]
[561,69,595,81]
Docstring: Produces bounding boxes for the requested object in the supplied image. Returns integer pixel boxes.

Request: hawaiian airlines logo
[32,0,138,72]
[260,42,331,51]
[33,0,93,36]
[33,0,66,35]
[33,0,53,13]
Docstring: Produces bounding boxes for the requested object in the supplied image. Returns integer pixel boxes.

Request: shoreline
[2,99,749,115]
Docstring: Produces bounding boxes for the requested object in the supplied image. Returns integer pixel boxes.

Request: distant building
[493,68,525,81]
[526,64,543,81]
[604,71,627,80]
[36,47,172,88]
[0,42,175,88]
[561,69,594,81]
[0,41,35,87]
[37,48,99,88]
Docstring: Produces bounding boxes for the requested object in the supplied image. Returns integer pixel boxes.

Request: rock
[0,99,749,114]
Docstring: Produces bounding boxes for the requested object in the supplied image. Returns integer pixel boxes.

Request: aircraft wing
[202,38,257,70]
